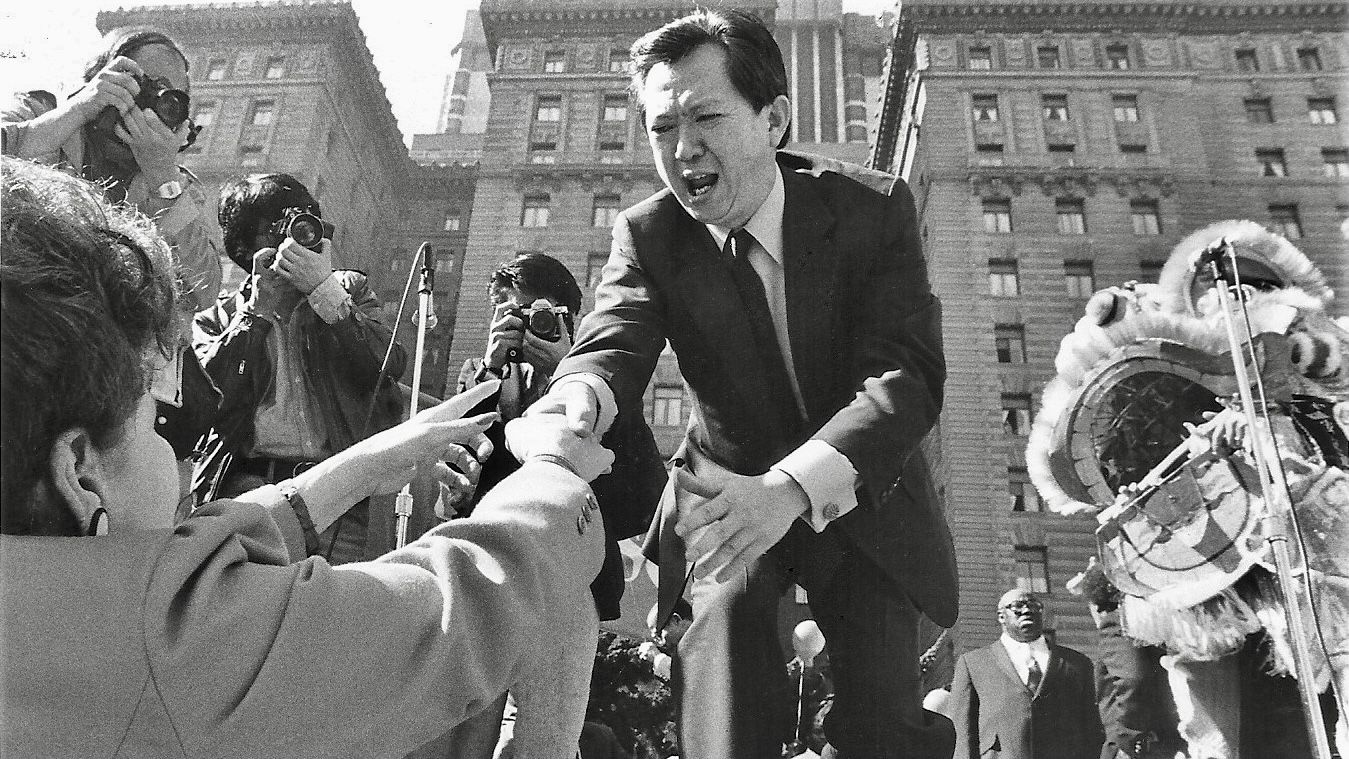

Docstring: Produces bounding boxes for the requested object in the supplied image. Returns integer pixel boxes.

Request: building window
[1002,394,1032,435]
[1235,48,1259,73]
[1338,206,1349,241]
[972,94,999,122]
[995,324,1027,363]
[602,94,628,122]
[1323,149,1349,178]
[1037,46,1061,69]
[592,195,621,228]
[264,56,286,79]
[586,252,608,290]
[1042,94,1070,121]
[1055,198,1087,234]
[988,258,1019,297]
[1131,200,1162,235]
[1009,470,1043,513]
[982,198,1012,233]
[1269,204,1302,239]
[1244,98,1274,124]
[1308,98,1338,124]
[1064,260,1095,298]
[1112,94,1139,122]
[521,195,550,228]
[239,144,264,166]
[206,58,227,81]
[650,385,685,427]
[968,46,992,70]
[976,143,1004,166]
[535,95,562,123]
[1106,43,1131,70]
[443,213,462,231]
[1014,546,1050,592]
[191,99,217,128]
[1140,259,1165,283]
[608,49,628,73]
[1296,47,1322,72]
[1255,148,1288,177]
[528,141,557,163]
[248,99,275,127]
[1120,143,1148,155]
[543,50,566,73]
[598,141,625,164]
[1048,144,1076,161]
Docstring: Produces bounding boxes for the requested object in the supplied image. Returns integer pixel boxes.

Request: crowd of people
[2,7,1346,759]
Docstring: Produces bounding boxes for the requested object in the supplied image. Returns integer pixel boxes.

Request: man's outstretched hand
[673,466,809,583]
[505,413,615,482]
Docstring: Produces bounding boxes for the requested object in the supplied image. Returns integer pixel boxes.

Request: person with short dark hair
[193,172,407,563]
[514,9,955,758]
[950,590,1104,759]
[0,154,613,758]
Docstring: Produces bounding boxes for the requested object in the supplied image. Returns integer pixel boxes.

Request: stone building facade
[97,1,468,394]
[875,0,1349,653]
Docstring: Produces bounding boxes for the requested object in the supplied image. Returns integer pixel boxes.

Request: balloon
[792,620,825,662]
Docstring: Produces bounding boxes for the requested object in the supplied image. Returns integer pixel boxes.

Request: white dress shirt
[563,167,861,532]
[999,633,1050,687]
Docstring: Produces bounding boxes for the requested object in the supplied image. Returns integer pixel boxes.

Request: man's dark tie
[1026,656,1043,694]
[724,229,801,446]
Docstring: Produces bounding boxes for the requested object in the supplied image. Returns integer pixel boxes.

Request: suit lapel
[1036,645,1065,700]
[991,642,1023,690]
[780,168,837,422]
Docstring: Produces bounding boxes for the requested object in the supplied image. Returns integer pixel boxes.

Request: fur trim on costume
[1156,220,1332,316]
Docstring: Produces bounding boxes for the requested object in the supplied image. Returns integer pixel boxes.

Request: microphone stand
[395,242,435,549]
[1200,240,1332,759]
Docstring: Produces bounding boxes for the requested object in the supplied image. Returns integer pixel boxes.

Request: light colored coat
[0,461,603,759]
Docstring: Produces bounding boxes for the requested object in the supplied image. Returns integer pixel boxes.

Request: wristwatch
[155,178,184,200]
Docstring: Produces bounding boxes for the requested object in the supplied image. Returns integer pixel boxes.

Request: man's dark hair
[84,26,190,82]
[629,9,791,148]
[489,252,583,315]
[0,157,177,534]
[218,173,322,271]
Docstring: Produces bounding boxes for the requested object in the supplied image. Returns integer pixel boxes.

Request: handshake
[503,412,614,482]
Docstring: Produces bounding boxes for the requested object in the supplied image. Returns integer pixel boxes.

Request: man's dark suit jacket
[553,150,957,627]
[950,640,1104,759]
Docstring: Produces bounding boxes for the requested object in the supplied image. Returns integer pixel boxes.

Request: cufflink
[823,502,841,520]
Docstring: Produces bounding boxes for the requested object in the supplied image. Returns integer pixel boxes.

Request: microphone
[419,242,435,292]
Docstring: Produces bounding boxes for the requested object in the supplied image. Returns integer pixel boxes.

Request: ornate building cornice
[903,1,1346,35]
[498,163,655,195]
[965,166,1175,198]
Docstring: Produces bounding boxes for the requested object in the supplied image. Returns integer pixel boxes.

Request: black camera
[131,74,190,130]
[269,209,335,251]
[505,302,572,361]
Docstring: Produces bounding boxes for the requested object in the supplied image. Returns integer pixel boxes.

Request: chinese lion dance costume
[1026,220,1348,758]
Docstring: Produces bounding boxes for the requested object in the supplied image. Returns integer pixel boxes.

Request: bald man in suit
[951,590,1104,759]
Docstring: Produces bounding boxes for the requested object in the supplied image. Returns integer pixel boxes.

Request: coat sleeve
[144,460,604,757]
[312,271,405,390]
[553,213,667,415]
[950,653,979,759]
[812,178,944,507]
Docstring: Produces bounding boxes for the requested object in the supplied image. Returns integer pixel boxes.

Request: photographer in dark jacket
[193,173,406,563]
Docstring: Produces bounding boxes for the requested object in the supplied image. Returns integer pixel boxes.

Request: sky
[1,0,898,147]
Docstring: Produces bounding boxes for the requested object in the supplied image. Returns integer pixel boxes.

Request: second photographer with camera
[192,173,409,565]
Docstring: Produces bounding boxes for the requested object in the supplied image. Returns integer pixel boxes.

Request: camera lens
[152,89,190,130]
[288,214,324,250]
[528,308,557,338]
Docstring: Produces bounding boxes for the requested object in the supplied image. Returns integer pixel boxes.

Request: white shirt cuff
[307,273,352,324]
[553,372,619,436]
[774,439,860,532]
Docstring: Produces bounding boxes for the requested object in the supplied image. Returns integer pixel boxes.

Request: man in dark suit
[512,9,955,758]
[950,590,1104,759]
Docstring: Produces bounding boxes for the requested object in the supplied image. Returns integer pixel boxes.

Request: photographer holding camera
[1,26,220,312]
[3,27,226,490]
[192,173,409,564]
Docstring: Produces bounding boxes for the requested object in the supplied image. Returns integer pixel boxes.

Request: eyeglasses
[1001,601,1043,612]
